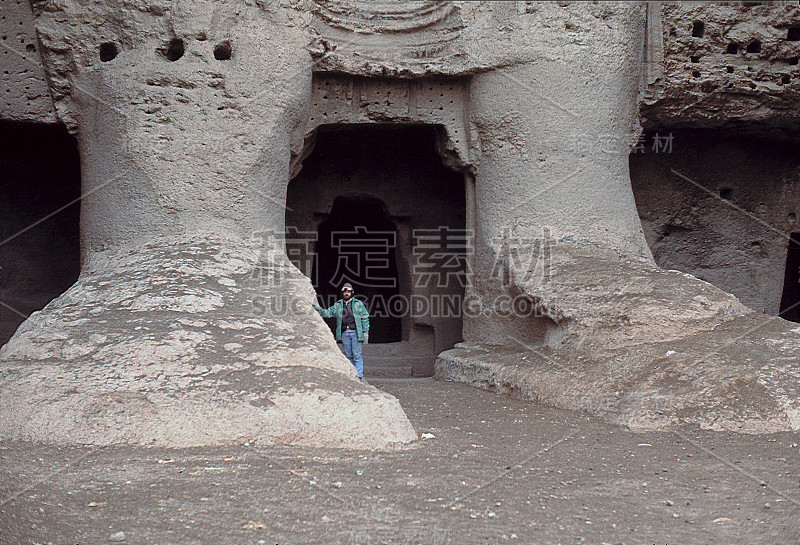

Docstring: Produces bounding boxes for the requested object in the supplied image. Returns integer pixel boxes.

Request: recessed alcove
[213,41,232,60]
[313,194,402,343]
[99,42,117,62]
[162,38,184,61]
[631,129,800,317]
[780,233,800,322]
[286,123,466,376]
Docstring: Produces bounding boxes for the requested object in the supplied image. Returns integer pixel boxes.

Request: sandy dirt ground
[1,378,798,545]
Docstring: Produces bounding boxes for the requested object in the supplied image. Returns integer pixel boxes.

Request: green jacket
[316,298,370,342]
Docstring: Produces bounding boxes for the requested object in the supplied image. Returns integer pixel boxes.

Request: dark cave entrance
[314,194,402,343]
[779,233,800,322]
[0,121,81,346]
[286,124,467,375]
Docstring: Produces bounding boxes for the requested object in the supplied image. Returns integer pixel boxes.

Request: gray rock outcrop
[437,243,800,433]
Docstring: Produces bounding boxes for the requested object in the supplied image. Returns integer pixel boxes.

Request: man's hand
[363,333,369,345]
[312,303,322,311]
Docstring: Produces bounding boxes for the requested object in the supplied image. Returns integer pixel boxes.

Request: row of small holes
[0,33,35,54]
[691,19,799,63]
[693,50,797,63]
[98,39,232,62]
[692,20,800,43]
[310,84,463,144]
[691,67,791,84]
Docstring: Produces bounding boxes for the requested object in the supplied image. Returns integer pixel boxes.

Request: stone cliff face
[6,2,800,135]
[632,2,800,323]
[2,1,800,445]
[0,0,56,122]
[630,129,800,317]
[642,2,800,137]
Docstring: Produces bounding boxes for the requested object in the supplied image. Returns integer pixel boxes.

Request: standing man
[313,283,370,380]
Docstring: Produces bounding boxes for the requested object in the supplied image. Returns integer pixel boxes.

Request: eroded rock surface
[0,0,420,448]
[437,242,800,433]
[643,2,800,136]
[0,236,416,448]
[0,0,56,122]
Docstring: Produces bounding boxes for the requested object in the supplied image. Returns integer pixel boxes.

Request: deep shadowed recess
[0,121,81,345]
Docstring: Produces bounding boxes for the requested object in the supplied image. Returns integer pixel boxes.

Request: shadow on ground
[1,378,798,544]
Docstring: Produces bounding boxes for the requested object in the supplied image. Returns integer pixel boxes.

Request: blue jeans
[341,331,363,378]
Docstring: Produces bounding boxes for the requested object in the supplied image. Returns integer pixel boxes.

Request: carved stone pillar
[0,0,416,448]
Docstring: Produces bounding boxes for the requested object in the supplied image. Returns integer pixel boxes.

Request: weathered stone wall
[631,129,800,317]
[0,0,418,448]
[634,2,800,319]
[0,0,56,122]
[642,2,800,136]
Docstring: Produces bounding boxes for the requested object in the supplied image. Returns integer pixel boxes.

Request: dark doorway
[314,195,402,343]
[779,233,800,322]
[0,121,81,346]
[286,123,466,373]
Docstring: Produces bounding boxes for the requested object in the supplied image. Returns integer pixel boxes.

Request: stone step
[363,355,425,378]
[364,364,414,378]
[342,342,436,377]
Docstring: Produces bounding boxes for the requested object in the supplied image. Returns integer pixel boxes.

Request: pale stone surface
[0,0,56,122]
[0,0,424,448]
[436,242,800,433]
[0,235,416,447]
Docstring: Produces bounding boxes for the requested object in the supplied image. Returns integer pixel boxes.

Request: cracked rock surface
[0,236,416,448]
[437,243,800,434]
